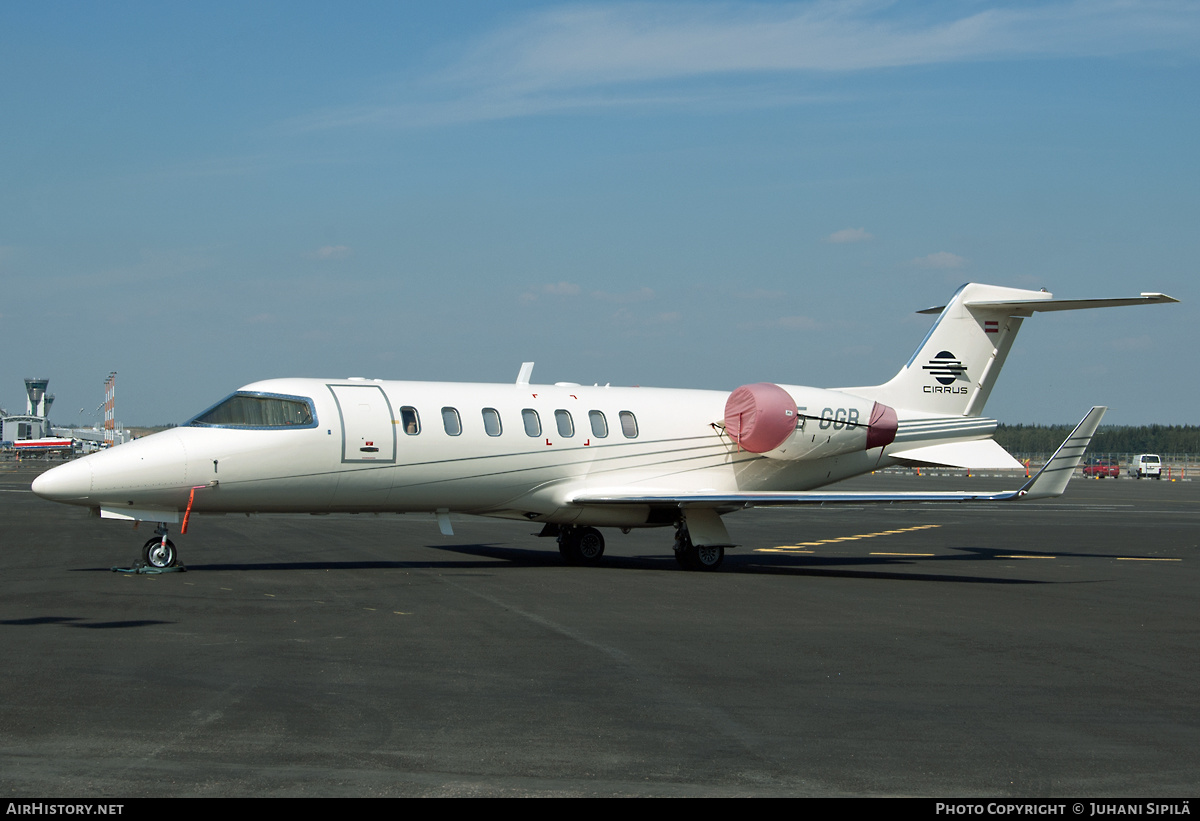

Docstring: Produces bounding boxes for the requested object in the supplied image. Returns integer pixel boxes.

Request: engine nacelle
[724,383,897,461]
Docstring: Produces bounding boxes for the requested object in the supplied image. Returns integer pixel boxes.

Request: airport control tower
[1,378,56,444]
[24,378,53,420]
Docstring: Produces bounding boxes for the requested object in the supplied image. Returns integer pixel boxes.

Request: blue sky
[2,1,1196,426]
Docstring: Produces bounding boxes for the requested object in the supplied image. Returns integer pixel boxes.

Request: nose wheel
[142,536,177,568]
[140,525,180,569]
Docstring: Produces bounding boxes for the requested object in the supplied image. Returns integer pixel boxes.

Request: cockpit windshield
[187,392,316,429]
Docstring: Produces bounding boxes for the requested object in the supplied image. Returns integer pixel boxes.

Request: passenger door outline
[327,384,397,463]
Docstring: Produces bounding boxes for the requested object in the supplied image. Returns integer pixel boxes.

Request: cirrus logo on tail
[922,351,969,394]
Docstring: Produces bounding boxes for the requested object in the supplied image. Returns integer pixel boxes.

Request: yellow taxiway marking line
[870,552,935,556]
[1116,557,1182,562]
[997,555,1056,559]
[761,524,942,553]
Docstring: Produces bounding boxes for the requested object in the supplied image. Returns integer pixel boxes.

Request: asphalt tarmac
[2,461,1197,797]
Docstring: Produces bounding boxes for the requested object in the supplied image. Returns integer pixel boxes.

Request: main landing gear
[673,525,724,572]
[140,524,181,569]
[547,522,725,571]
[557,525,606,564]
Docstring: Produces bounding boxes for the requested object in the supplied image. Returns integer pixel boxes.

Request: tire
[142,537,177,569]
[574,527,605,564]
[559,527,605,564]
[683,543,724,571]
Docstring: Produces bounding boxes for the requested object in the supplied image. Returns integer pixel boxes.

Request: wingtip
[1018,406,1107,500]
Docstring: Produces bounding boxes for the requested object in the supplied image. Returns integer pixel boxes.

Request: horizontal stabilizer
[918,292,1178,315]
[890,439,1023,470]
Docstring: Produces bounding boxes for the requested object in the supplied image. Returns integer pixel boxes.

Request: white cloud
[309,245,353,260]
[30,248,217,291]
[610,306,682,331]
[450,2,1200,90]
[734,288,787,300]
[520,281,582,303]
[775,315,819,329]
[911,251,967,269]
[292,2,1200,129]
[826,227,873,244]
[737,315,820,331]
[590,286,655,303]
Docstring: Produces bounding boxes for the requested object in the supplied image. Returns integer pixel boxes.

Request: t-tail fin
[839,283,1177,417]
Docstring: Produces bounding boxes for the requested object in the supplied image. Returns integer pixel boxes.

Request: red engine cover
[866,401,898,450]
[724,383,798,453]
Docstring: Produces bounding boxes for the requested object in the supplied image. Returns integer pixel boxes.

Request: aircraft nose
[31,460,93,502]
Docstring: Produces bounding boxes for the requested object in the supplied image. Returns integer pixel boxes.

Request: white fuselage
[33,376,948,529]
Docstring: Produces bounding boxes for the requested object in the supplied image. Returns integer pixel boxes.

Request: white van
[1129,454,1163,480]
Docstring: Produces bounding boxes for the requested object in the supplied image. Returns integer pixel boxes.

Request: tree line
[995,424,1200,456]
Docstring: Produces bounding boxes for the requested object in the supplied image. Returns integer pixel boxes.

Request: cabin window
[620,411,638,438]
[522,409,541,437]
[442,407,462,436]
[187,392,317,429]
[482,408,502,437]
[589,410,608,438]
[400,406,420,435]
[555,410,574,438]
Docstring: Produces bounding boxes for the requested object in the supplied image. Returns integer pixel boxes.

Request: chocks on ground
[111,562,187,574]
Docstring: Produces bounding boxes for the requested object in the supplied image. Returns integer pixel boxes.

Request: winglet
[1017,406,1107,500]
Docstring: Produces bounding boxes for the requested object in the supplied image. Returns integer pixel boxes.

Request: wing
[571,406,1106,509]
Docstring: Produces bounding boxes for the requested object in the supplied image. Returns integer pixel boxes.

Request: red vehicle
[1083,458,1120,478]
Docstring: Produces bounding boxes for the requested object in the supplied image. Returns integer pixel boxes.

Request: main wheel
[142,537,177,569]
[574,527,605,564]
[682,543,724,571]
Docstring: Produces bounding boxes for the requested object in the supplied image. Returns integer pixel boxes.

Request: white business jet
[33,283,1176,571]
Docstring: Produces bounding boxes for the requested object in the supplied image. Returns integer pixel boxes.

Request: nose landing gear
[138,524,182,571]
